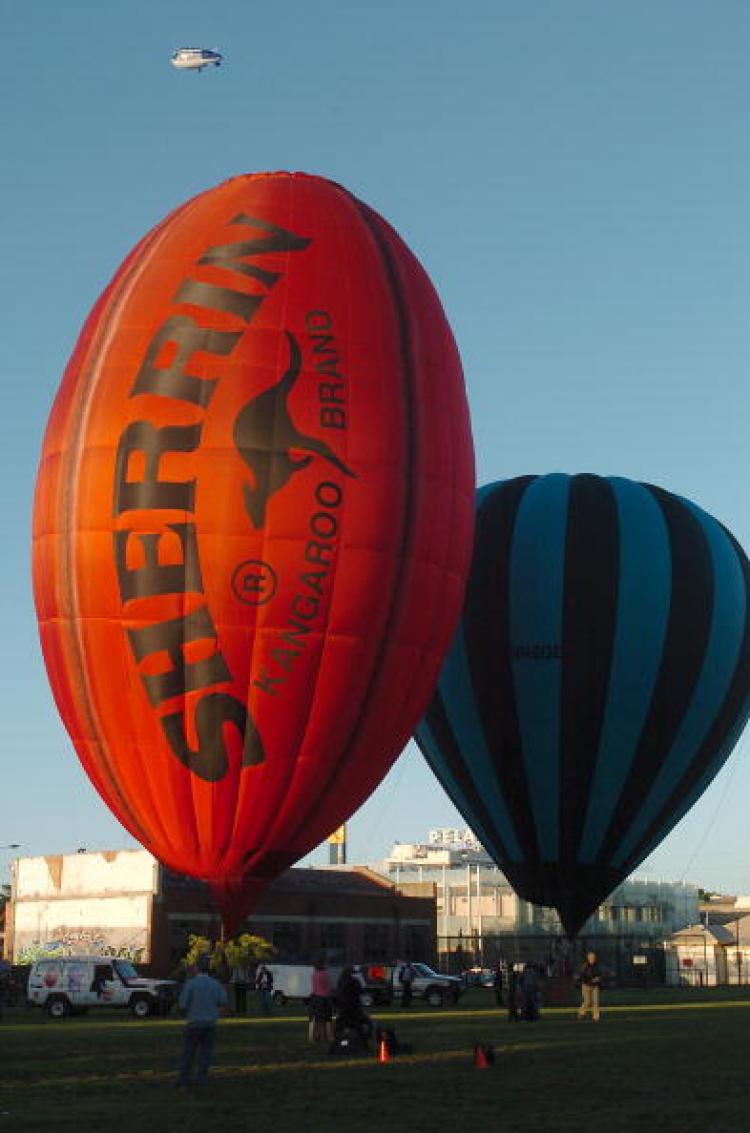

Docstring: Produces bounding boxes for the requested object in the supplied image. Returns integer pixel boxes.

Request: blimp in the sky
[170,48,223,71]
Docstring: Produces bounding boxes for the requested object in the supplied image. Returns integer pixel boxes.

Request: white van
[27,956,175,1019]
[265,964,343,1005]
[265,964,314,1005]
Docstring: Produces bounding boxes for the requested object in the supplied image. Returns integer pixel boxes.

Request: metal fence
[437,932,666,986]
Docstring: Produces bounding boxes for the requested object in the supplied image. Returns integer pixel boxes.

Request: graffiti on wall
[15,924,147,964]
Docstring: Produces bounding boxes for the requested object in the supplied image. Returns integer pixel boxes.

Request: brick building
[6,850,436,974]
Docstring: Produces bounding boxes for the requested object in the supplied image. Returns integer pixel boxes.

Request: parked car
[358,963,462,1009]
[462,966,496,988]
[27,956,175,1019]
[357,966,393,1007]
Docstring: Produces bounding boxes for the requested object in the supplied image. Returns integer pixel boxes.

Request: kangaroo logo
[233,330,355,528]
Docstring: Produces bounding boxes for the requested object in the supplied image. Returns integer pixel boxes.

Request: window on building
[318,922,346,961]
[405,924,430,961]
[272,922,302,960]
[363,923,390,962]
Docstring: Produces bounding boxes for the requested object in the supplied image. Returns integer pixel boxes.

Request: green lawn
[2,990,750,1132]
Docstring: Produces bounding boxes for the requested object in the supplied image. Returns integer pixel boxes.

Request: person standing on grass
[308,959,335,1043]
[493,961,504,1008]
[577,951,602,1022]
[521,963,540,1022]
[177,955,228,1087]
[255,962,274,1015]
[0,958,11,1021]
[506,965,519,1021]
[399,961,415,1008]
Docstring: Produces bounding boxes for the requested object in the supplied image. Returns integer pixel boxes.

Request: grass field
[2,989,750,1132]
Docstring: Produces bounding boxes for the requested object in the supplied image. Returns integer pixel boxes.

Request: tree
[182,932,275,977]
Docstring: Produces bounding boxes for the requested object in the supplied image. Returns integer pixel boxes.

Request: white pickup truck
[263,961,461,1009]
[27,955,175,1019]
[359,963,463,1009]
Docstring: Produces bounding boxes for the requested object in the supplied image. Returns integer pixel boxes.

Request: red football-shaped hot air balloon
[32,172,475,927]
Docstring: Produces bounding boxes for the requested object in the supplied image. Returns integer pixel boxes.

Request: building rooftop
[268,867,396,897]
[162,865,398,899]
[668,923,736,946]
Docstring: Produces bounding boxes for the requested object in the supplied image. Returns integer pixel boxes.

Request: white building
[665,898,750,986]
[375,829,699,954]
[8,850,159,964]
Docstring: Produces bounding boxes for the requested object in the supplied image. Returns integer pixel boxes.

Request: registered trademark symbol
[231,560,278,606]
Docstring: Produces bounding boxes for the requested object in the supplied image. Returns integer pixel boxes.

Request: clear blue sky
[2,0,749,892]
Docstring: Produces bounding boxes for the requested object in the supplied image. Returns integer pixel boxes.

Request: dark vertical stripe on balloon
[577,480,672,864]
[595,486,714,865]
[558,475,620,866]
[616,531,750,877]
[611,503,747,868]
[418,695,512,865]
[463,476,540,863]
[347,204,416,551]
[340,194,417,638]
[434,621,523,860]
[282,190,419,818]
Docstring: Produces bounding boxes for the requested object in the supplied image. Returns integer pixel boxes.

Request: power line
[680,744,747,884]
[355,752,412,861]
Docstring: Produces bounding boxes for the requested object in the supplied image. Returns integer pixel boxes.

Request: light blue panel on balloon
[439,628,523,862]
[509,473,569,862]
[613,506,747,869]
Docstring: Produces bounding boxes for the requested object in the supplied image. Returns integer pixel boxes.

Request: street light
[0,845,20,876]
[0,845,20,895]
[0,845,20,875]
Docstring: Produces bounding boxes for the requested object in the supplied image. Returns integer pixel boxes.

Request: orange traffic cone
[378,1037,391,1063]
[473,1043,492,1069]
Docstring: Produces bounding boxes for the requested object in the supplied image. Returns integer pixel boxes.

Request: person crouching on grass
[177,954,229,1087]
[334,965,375,1048]
[577,951,602,1023]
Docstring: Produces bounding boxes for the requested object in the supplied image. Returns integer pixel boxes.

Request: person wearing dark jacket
[493,962,504,1008]
[507,966,520,1022]
[399,962,415,1008]
[521,963,540,1021]
[254,963,273,1015]
[577,951,602,1022]
[335,966,374,1041]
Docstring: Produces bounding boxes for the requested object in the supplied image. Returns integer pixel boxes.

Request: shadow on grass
[3,1000,750,1131]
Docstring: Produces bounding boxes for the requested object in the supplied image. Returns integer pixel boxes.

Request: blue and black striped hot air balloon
[415,474,750,937]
